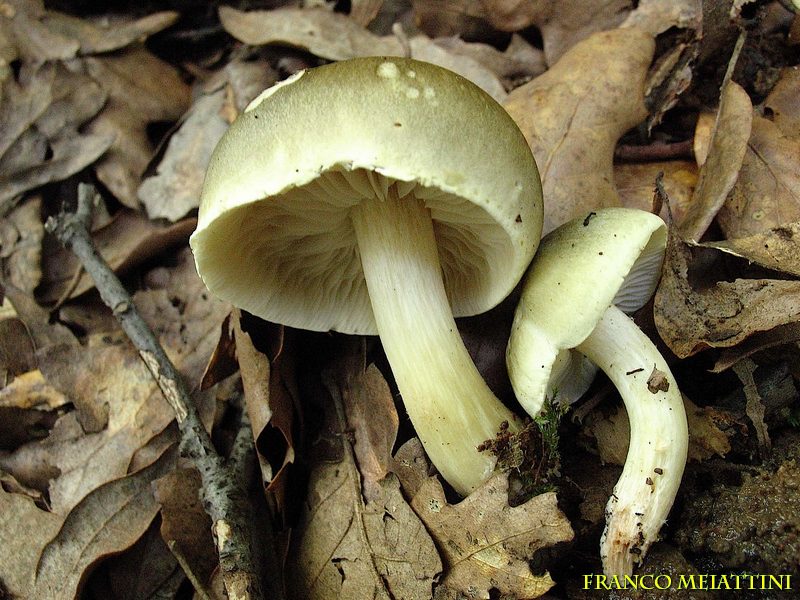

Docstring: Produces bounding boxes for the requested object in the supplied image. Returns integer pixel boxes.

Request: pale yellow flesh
[351,194,520,495]
[577,304,688,576]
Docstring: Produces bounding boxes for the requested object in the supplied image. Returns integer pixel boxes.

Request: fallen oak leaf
[285,362,441,600]
[411,473,573,599]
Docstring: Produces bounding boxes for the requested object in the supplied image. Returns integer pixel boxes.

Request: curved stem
[576,304,688,576]
[351,194,520,495]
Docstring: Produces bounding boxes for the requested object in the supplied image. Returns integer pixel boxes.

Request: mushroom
[191,57,543,495]
[506,207,688,575]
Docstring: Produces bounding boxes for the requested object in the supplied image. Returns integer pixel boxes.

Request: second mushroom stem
[576,304,688,576]
[351,191,520,495]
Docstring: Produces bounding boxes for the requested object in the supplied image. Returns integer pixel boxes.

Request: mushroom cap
[190,57,542,334]
[507,208,666,415]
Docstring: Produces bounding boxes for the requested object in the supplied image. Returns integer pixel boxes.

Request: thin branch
[45,183,272,600]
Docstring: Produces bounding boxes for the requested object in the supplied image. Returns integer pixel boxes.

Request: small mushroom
[506,207,688,575]
[191,57,543,495]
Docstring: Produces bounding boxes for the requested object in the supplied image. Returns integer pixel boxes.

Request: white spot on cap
[406,70,416,78]
[377,61,400,79]
[245,70,306,112]
[405,87,420,99]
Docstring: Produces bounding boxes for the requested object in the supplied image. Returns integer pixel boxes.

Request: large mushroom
[191,57,543,495]
[506,208,688,575]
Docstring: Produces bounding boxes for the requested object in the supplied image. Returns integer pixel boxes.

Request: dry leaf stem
[45,183,269,600]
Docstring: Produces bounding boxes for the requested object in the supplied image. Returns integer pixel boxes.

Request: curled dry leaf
[233,310,295,517]
[411,474,573,599]
[32,446,177,600]
[679,80,752,241]
[218,6,508,101]
[699,221,800,278]
[504,27,655,234]
[655,224,800,358]
[153,468,216,588]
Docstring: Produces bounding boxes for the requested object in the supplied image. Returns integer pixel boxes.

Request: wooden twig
[45,183,272,600]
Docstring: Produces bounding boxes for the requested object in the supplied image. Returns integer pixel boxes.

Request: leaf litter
[1,1,800,598]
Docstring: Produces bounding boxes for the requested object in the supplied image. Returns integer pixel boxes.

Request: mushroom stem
[351,194,520,495]
[575,304,688,576]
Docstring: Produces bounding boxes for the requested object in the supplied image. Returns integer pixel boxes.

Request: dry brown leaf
[84,47,191,208]
[350,0,383,26]
[615,160,697,224]
[392,437,433,499]
[0,369,68,410]
[32,446,177,600]
[411,0,489,39]
[233,311,295,518]
[434,33,546,83]
[324,340,399,502]
[153,468,216,588]
[286,368,440,600]
[219,6,508,101]
[680,80,752,241]
[411,474,573,599]
[717,115,800,239]
[504,27,655,234]
[139,61,275,222]
[0,484,62,597]
[139,89,229,222]
[33,65,106,141]
[700,221,800,278]
[621,0,702,35]
[41,10,179,55]
[0,195,42,294]
[2,250,227,512]
[3,283,76,348]
[0,0,78,63]
[586,394,731,464]
[0,131,114,208]
[765,66,800,140]
[654,226,800,358]
[0,62,112,211]
[38,211,195,304]
[0,62,55,162]
[0,320,36,380]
